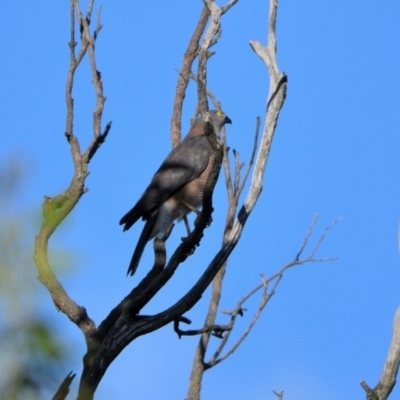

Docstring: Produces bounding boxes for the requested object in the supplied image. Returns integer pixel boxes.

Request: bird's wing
[141,135,211,211]
[120,135,211,229]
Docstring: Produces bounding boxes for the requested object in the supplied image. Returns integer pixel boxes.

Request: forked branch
[34,1,111,398]
[34,0,110,348]
[187,1,287,399]
[205,216,339,368]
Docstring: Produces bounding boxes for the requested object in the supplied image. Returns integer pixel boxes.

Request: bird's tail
[120,205,142,232]
[127,213,157,276]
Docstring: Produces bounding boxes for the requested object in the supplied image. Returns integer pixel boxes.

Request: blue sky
[1,1,400,399]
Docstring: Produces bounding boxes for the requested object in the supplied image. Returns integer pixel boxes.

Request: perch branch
[78,116,224,395]
[78,14,225,390]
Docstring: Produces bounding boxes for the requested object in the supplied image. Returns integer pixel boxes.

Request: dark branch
[174,317,231,339]
[85,121,112,163]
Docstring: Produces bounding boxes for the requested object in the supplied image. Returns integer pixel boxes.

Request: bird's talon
[181,236,190,243]
[185,247,195,256]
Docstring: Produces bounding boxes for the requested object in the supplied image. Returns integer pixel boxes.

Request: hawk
[120,110,232,276]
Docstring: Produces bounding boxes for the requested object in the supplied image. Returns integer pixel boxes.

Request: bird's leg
[183,216,191,236]
[180,201,202,237]
[180,200,201,217]
[181,200,215,228]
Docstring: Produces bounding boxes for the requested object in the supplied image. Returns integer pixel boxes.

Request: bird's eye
[216,110,223,117]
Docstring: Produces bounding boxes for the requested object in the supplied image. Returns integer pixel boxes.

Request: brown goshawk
[120,110,232,276]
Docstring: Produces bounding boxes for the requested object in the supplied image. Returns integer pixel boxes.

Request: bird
[120,110,232,276]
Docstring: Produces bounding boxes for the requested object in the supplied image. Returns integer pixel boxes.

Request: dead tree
[33,1,337,399]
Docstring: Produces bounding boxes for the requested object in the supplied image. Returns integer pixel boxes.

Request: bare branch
[66,2,89,141]
[189,71,222,110]
[86,121,112,163]
[295,214,319,260]
[93,5,103,41]
[272,390,284,400]
[250,0,279,86]
[361,305,400,400]
[86,0,95,22]
[309,216,342,259]
[188,1,286,398]
[206,216,338,367]
[174,318,231,339]
[171,6,209,147]
[34,4,110,392]
[35,0,105,342]
[197,1,224,113]
[237,116,261,196]
[220,0,240,15]
[231,150,239,193]
[221,140,234,199]
[69,2,76,61]
[74,0,106,141]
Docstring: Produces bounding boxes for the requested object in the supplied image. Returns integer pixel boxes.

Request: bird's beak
[224,115,232,124]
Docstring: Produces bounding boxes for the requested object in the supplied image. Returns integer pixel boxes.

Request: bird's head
[208,110,232,133]
[186,110,232,139]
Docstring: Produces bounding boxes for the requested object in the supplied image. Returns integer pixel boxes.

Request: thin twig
[233,150,243,195]
[295,214,319,260]
[189,71,222,110]
[309,216,342,259]
[75,1,106,139]
[69,2,76,61]
[272,390,284,400]
[174,318,231,339]
[238,117,261,196]
[86,0,95,22]
[220,136,233,200]
[220,0,240,15]
[207,216,338,367]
